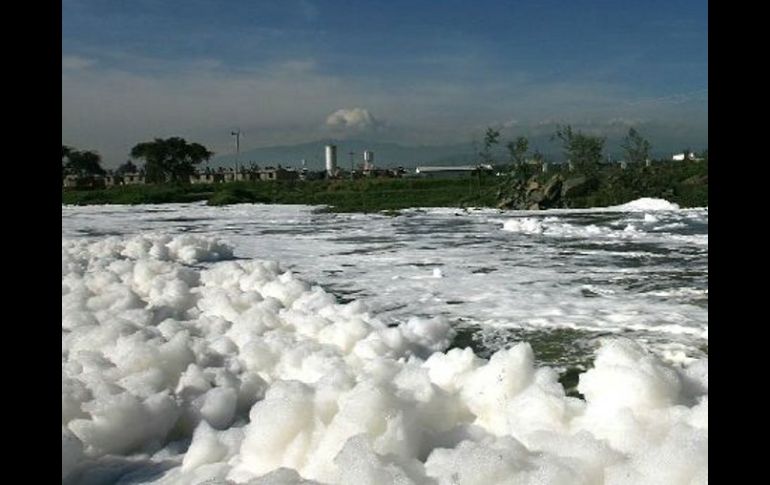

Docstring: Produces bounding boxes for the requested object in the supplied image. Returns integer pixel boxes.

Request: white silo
[363,150,374,170]
[325,145,337,176]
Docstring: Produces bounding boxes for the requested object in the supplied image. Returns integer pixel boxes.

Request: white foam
[501,217,545,234]
[62,234,707,484]
[610,198,680,211]
[500,216,663,241]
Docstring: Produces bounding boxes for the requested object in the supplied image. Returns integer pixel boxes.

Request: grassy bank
[62,161,707,212]
[61,183,215,205]
[563,160,708,209]
[63,177,500,212]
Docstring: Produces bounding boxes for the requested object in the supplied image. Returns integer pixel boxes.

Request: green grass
[62,183,214,205]
[201,177,498,212]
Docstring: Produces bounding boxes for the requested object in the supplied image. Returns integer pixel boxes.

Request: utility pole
[231,129,241,173]
[349,151,355,180]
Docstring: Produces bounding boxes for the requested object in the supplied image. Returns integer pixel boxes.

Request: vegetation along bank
[62,126,708,212]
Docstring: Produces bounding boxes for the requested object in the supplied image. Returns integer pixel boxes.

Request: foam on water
[63,200,708,364]
[608,198,680,211]
[62,233,707,484]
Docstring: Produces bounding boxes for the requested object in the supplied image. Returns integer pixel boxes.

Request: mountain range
[212,132,706,170]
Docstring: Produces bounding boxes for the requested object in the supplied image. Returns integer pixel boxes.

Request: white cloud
[61,51,707,166]
[62,57,357,164]
[325,108,381,132]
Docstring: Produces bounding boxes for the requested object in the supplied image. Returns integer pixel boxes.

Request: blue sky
[62,0,708,166]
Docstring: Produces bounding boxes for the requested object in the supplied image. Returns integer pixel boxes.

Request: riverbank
[62,161,707,211]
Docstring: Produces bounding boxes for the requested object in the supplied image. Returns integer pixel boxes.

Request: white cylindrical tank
[325,145,337,175]
[362,150,374,170]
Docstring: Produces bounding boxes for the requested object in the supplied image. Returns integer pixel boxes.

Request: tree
[552,125,604,175]
[66,149,105,177]
[620,128,651,164]
[115,160,139,175]
[475,127,500,193]
[506,136,529,166]
[130,137,213,183]
[479,127,500,166]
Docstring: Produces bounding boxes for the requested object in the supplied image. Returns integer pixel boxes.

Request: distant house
[62,174,106,189]
[672,152,698,162]
[223,170,237,183]
[414,164,493,178]
[258,167,299,181]
[190,173,219,184]
[299,169,325,181]
[122,173,145,185]
[62,174,80,188]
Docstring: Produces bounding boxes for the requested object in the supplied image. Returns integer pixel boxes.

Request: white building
[672,152,696,162]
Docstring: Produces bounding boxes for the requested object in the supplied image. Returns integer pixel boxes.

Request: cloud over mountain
[325,108,381,132]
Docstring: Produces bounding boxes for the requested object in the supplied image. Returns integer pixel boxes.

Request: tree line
[476,125,702,177]
[62,137,213,184]
[63,127,706,187]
